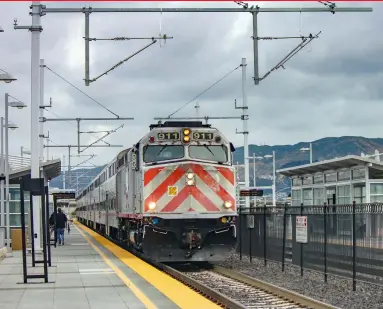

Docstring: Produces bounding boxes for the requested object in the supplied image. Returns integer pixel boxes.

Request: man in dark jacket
[56,208,68,246]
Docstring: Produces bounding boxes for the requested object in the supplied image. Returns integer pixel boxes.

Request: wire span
[167,65,241,118]
[45,65,119,118]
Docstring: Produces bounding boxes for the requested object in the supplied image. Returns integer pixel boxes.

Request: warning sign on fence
[296,216,308,243]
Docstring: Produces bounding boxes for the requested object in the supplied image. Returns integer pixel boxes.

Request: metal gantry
[12,3,373,87]
[40,117,133,154]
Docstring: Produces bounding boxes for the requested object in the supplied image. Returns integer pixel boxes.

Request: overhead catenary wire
[44,65,119,118]
[167,65,241,118]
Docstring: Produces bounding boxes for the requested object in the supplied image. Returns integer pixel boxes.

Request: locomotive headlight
[186,179,195,186]
[223,201,232,209]
[186,172,194,180]
[148,202,156,210]
[183,136,190,142]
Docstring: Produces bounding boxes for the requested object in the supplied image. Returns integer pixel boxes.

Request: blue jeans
[57,228,65,244]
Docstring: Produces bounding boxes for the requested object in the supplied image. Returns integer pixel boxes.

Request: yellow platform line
[75,221,221,309]
[74,224,158,309]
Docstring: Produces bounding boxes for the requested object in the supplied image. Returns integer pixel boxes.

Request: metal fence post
[239,206,242,260]
[352,200,356,291]
[300,203,303,277]
[324,202,327,283]
[282,203,287,272]
[249,222,252,263]
[263,203,267,267]
[29,192,35,267]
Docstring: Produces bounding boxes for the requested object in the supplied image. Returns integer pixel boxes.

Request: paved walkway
[0,225,160,309]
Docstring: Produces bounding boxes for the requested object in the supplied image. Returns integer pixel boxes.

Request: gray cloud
[0,1,381,172]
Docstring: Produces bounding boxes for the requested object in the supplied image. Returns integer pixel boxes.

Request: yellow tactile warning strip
[74,223,158,309]
[75,221,221,309]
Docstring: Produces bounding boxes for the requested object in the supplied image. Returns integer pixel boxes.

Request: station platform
[0,222,220,309]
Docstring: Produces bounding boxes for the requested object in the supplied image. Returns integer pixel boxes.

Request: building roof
[9,158,61,185]
[277,155,383,177]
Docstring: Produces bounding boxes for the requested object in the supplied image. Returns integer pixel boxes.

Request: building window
[313,174,323,184]
[337,170,350,181]
[291,189,301,206]
[303,188,313,205]
[352,168,365,180]
[303,176,313,185]
[313,188,324,205]
[353,185,366,204]
[337,185,351,204]
[325,173,336,183]
[292,178,302,186]
[370,183,383,203]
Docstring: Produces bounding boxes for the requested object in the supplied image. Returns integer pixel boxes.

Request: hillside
[233,136,383,194]
[49,136,383,195]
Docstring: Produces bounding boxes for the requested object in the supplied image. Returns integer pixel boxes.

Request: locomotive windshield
[189,145,228,163]
[143,145,184,163]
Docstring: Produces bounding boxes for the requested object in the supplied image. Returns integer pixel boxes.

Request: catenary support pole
[0,117,4,231]
[272,150,276,206]
[31,1,42,252]
[68,146,71,188]
[39,59,44,162]
[77,119,80,154]
[5,94,10,249]
[241,58,250,210]
[253,153,256,207]
[85,11,90,86]
[252,11,259,85]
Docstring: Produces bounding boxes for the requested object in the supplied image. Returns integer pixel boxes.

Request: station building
[277,155,383,237]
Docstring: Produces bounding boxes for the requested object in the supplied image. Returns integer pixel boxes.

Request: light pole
[264,151,276,206]
[300,142,313,163]
[245,153,263,206]
[0,73,17,241]
[3,93,27,249]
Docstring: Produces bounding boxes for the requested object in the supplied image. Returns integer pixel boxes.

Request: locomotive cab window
[143,145,184,163]
[189,145,228,163]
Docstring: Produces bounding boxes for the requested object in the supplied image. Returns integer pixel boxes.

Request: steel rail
[213,266,340,309]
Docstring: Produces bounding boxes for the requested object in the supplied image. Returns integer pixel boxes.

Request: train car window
[189,145,228,163]
[143,145,184,163]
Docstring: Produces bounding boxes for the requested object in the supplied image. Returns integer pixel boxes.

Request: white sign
[296,216,308,243]
[247,215,255,229]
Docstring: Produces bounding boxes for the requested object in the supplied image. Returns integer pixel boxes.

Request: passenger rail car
[76,121,238,262]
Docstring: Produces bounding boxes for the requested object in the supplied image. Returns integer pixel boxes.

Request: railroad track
[178,265,340,309]
[82,222,339,309]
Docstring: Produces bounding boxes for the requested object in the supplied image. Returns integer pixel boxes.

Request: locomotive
[76,121,238,262]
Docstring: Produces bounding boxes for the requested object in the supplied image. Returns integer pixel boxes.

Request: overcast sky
[0,1,381,168]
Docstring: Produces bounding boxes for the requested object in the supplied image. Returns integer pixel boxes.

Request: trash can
[11,228,27,251]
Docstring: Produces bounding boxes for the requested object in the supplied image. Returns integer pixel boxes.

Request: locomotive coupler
[185,229,202,249]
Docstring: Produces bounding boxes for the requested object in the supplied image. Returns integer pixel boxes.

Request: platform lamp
[0,69,17,83]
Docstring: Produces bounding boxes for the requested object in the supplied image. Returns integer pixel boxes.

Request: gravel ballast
[216,251,383,309]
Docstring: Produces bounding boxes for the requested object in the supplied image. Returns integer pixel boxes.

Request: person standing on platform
[56,208,68,246]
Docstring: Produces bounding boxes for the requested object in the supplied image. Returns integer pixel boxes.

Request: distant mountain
[48,136,383,197]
